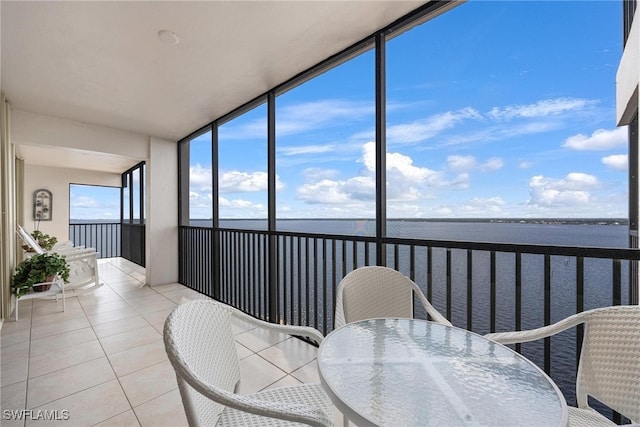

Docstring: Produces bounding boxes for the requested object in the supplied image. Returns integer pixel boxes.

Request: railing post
[375,33,387,266]
[267,92,278,323]
[466,249,473,331]
[212,124,220,301]
[212,229,219,301]
[544,254,551,373]
[629,114,639,305]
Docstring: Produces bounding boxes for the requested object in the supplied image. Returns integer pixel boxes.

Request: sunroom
[1,0,638,425]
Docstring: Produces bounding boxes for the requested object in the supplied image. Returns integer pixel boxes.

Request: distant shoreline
[192,218,629,225]
[70,218,629,226]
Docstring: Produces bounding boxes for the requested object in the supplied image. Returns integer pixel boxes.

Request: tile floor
[1,258,343,426]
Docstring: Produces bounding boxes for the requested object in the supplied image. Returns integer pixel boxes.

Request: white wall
[617,13,639,126]
[146,137,179,286]
[12,110,148,158]
[22,165,120,241]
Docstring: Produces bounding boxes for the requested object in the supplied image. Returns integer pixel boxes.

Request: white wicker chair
[163,299,334,427]
[334,266,451,328]
[485,305,640,427]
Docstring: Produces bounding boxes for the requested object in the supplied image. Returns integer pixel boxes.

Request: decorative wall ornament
[33,189,52,221]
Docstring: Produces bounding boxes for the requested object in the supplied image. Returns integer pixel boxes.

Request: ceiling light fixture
[158,30,180,45]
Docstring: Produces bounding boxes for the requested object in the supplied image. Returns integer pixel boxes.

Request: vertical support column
[267,92,278,322]
[0,95,18,319]
[629,114,639,305]
[177,137,190,285]
[120,172,126,259]
[177,139,190,227]
[129,169,134,221]
[146,142,177,285]
[375,33,387,266]
[139,165,144,223]
[212,125,220,300]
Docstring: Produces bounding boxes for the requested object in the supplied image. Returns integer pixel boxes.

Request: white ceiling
[1,0,434,173]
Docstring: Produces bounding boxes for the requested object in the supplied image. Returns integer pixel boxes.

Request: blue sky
[70,184,120,220]
[75,1,628,220]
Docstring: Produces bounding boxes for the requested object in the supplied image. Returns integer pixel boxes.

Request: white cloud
[217,99,373,141]
[297,179,367,205]
[189,165,214,217]
[488,97,597,120]
[293,142,512,211]
[189,165,283,218]
[480,157,504,172]
[279,144,336,156]
[447,155,476,172]
[342,176,377,201]
[447,155,502,173]
[72,196,98,208]
[434,206,454,216]
[441,120,561,147]
[190,164,212,190]
[219,119,267,140]
[461,197,505,215]
[528,173,600,207]
[219,197,261,209]
[361,142,442,185]
[563,127,627,151]
[601,154,628,171]
[451,173,470,189]
[296,142,453,206]
[69,194,120,219]
[387,202,424,218]
[303,168,340,180]
[220,171,266,192]
[365,142,447,200]
[386,108,482,144]
[219,171,284,193]
[519,161,533,169]
[218,197,267,218]
[386,150,441,185]
[277,99,373,136]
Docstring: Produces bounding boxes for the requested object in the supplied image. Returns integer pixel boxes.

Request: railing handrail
[190,225,640,261]
[70,221,120,224]
[382,236,640,260]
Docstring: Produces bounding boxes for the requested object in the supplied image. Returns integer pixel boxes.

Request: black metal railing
[178,224,640,409]
[69,222,121,258]
[122,222,146,267]
[180,226,638,330]
[179,226,213,296]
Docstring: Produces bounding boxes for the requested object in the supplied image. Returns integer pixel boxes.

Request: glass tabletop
[317,318,568,427]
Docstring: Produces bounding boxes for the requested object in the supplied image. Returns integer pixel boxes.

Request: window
[69,184,120,222]
[218,103,268,230]
[385,1,624,239]
[276,49,376,235]
[183,129,213,226]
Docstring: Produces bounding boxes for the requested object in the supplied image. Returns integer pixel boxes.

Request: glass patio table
[317,318,568,427]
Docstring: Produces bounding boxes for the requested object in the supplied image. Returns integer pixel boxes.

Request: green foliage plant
[11,253,70,298]
[31,230,58,251]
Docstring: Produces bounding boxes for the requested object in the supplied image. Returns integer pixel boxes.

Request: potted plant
[31,230,58,251]
[11,253,70,298]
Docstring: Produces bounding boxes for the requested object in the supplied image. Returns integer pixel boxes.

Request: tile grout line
[96,258,160,427]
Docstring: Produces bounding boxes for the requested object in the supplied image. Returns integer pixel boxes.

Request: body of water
[196,218,628,247]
